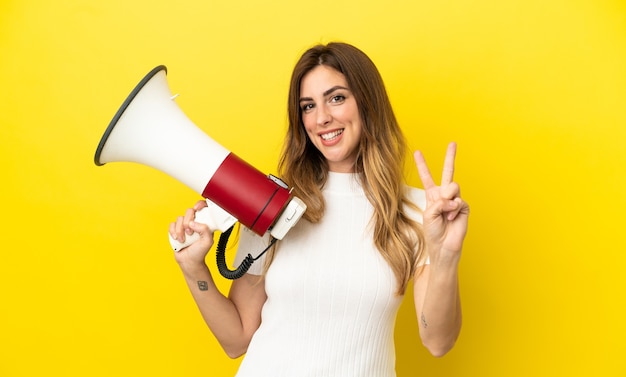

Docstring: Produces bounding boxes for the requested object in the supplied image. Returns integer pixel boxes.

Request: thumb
[189,220,212,236]
[187,220,215,250]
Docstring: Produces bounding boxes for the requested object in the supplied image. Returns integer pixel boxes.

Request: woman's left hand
[414,142,470,261]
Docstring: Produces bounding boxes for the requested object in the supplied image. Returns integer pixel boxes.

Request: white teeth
[321,129,343,141]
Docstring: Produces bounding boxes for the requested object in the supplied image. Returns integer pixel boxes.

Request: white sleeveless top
[233,172,425,377]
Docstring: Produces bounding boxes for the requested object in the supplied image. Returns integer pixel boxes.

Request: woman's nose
[317,106,332,126]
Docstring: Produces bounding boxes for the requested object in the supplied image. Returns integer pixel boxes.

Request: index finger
[414,150,436,190]
[193,199,208,211]
[441,142,457,185]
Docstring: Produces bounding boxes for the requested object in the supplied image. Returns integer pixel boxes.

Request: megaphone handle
[169,231,200,252]
[169,201,237,252]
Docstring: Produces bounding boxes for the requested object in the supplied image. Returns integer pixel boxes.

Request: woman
[169,42,469,376]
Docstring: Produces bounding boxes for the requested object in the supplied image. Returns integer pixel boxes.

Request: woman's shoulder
[404,184,426,210]
[403,185,426,224]
[234,226,273,275]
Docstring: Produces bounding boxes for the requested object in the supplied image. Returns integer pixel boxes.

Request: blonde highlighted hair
[270,42,425,294]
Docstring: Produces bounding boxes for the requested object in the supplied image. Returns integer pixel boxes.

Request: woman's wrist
[177,259,211,278]
[427,245,461,269]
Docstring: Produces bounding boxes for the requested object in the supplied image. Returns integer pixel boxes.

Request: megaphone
[95,65,306,278]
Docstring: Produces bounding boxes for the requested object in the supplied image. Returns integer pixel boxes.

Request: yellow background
[1,0,625,376]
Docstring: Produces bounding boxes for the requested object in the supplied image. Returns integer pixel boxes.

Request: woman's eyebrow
[299,86,350,102]
[323,85,349,97]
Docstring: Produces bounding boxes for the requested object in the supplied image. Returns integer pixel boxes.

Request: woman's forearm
[179,262,255,358]
[415,252,462,357]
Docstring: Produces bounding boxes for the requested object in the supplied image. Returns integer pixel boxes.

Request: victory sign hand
[414,142,470,261]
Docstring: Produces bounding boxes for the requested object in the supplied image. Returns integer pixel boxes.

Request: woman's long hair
[272,42,425,294]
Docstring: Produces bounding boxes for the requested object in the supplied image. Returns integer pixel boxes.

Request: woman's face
[299,65,363,173]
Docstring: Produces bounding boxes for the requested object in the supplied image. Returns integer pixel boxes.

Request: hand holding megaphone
[168,199,237,252]
[95,66,307,279]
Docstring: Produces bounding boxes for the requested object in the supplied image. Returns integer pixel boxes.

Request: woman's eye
[301,103,314,112]
[330,95,345,103]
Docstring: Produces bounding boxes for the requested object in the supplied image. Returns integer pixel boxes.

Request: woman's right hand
[169,200,215,269]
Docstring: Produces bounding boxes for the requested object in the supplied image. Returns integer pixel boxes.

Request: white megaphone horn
[95,66,306,278]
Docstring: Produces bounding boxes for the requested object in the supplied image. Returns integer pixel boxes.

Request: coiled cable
[215,225,277,280]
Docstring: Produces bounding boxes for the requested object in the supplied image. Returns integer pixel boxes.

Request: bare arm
[413,255,462,357]
[413,143,469,357]
[171,201,266,358]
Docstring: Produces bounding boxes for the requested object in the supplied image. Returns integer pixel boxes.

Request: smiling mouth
[320,129,344,141]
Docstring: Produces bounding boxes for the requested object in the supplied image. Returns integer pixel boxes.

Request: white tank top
[234,172,425,377]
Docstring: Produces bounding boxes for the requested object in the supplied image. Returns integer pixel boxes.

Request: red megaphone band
[202,153,291,236]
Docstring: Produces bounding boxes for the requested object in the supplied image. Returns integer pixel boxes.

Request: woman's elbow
[421,334,458,358]
[425,342,455,358]
[224,345,247,359]
[221,336,252,359]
